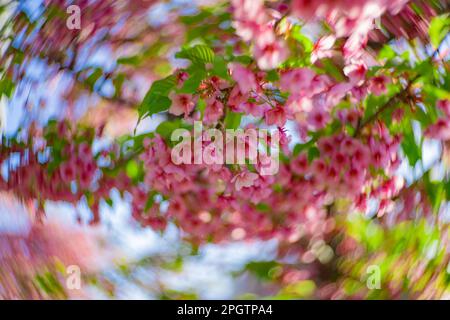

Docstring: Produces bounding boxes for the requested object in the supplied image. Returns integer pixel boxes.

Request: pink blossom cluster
[295,125,401,202]
[292,0,410,60]
[0,122,131,223]
[279,66,390,132]
[170,62,391,135]
[130,121,401,245]
[370,0,437,43]
[230,0,410,68]
[231,0,289,70]
[138,134,195,195]
[170,65,280,127]
[150,22,408,244]
[59,142,98,190]
[425,99,450,140]
[33,1,159,55]
[0,219,101,299]
[29,1,117,56]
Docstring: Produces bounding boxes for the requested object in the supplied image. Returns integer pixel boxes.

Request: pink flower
[351,85,368,101]
[371,144,390,169]
[78,142,91,159]
[256,153,279,176]
[291,0,322,20]
[318,137,336,155]
[437,99,450,117]
[204,97,224,124]
[229,63,258,94]
[311,159,328,179]
[254,31,289,70]
[343,31,368,60]
[83,160,96,175]
[307,106,330,130]
[231,170,259,191]
[387,0,410,15]
[286,95,313,114]
[426,119,450,140]
[73,156,85,171]
[60,161,76,182]
[241,100,269,117]
[147,217,167,231]
[336,108,361,127]
[78,170,92,189]
[280,68,316,94]
[278,127,291,153]
[290,153,308,175]
[265,106,288,127]
[369,75,390,96]
[169,93,196,117]
[311,35,336,63]
[326,165,340,185]
[351,144,370,168]
[232,8,267,42]
[340,137,357,154]
[345,166,365,190]
[231,0,288,71]
[175,70,189,88]
[310,74,333,96]
[332,151,348,168]
[231,0,267,41]
[232,0,265,20]
[228,86,248,112]
[326,82,353,106]
[343,60,367,85]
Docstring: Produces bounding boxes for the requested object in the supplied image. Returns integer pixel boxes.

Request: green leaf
[401,122,421,166]
[363,93,389,121]
[245,261,279,280]
[429,14,450,48]
[197,98,206,116]
[112,73,125,98]
[211,56,230,79]
[117,55,141,66]
[147,75,176,96]
[233,55,253,65]
[180,10,211,25]
[320,58,344,81]
[266,70,279,82]
[378,44,396,60]
[126,160,139,179]
[139,75,176,118]
[307,146,320,162]
[179,70,206,93]
[141,95,172,118]
[156,120,191,142]
[255,203,270,212]
[293,138,316,157]
[86,68,103,88]
[0,77,14,98]
[444,179,450,200]
[224,112,242,129]
[175,45,215,64]
[105,198,114,208]
[414,59,436,82]
[284,280,316,298]
[35,272,65,296]
[293,143,302,156]
[290,25,313,52]
[162,256,184,272]
[424,172,445,213]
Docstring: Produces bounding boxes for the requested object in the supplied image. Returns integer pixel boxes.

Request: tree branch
[353,45,443,137]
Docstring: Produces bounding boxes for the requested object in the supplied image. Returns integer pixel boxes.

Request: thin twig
[353,44,443,137]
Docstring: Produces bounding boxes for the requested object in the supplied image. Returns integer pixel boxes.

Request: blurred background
[0,0,449,299]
